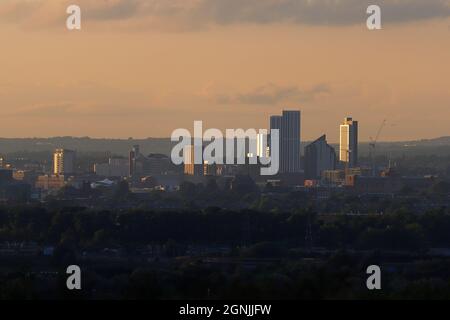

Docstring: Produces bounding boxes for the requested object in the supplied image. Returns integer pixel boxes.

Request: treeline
[4,251,450,299]
[0,206,450,251]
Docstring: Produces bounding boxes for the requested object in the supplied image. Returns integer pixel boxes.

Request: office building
[256,133,269,158]
[53,149,76,175]
[304,135,336,180]
[270,116,282,133]
[184,145,203,176]
[129,145,178,181]
[203,161,225,176]
[145,154,173,176]
[269,116,281,157]
[270,111,301,173]
[36,175,66,191]
[339,117,358,167]
[322,170,345,185]
[95,158,129,177]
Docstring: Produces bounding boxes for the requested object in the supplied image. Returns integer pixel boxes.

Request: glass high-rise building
[270,110,301,173]
[304,135,336,180]
[53,149,76,175]
[339,117,358,167]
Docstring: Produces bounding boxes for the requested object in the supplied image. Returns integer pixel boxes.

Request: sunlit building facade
[339,117,358,167]
[53,149,76,175]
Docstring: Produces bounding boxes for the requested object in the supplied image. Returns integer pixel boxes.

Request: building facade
[339,117,358,167]
[270,110,302,173]
[184,145,203,176]
[304,135,336,180]
[256,133,269,158]
[36,174,66,190]
[95,158,129,177]
[53,149,76,175]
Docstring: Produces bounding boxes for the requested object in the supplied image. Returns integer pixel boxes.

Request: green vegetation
[0,206,450,299]
[0,206,449,251]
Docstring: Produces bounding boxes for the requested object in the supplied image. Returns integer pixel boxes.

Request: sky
[0,0,449,142]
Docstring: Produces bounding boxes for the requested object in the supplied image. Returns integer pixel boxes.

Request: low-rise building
[35,175,66,191]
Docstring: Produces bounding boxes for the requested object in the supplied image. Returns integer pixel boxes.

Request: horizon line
[0,135,449,145]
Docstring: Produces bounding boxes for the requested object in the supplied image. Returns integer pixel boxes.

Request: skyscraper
[281,110,301,173]
[304,135,336,180]
[339,117,358,167]
[270,111,301,173]
[270,115,282,133]
[256,133,269,158]
[269,115,282,165]
[53,149,76,175]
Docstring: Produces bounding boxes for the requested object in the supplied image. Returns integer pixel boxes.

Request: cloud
[217,83,330,105]
[1,101,150,117]
[1,0,449,31]
[193,0,450,26]
[0,80,157,118]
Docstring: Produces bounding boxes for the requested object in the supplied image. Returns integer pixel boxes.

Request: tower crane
[369,119,387,176]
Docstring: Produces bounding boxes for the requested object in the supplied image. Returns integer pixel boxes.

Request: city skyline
[0,1,449,304]
[0,1,449,141]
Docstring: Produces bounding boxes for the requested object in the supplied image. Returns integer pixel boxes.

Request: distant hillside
[0,137,172,157]
[359,136,450,147]
[0,136,449,157]
[356,136,450,157]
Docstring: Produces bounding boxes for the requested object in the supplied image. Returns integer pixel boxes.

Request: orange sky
[0,0,449,142]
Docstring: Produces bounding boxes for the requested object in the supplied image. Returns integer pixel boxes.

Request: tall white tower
[339,117,358,167]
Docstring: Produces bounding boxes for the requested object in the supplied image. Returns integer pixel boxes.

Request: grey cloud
[1,0,450,29]
[192,0,450,26]
[217,83,330,105]
[87,0,450,26]
[83,0,142,21]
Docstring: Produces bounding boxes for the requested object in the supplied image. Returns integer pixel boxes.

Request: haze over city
[1,0,450,305]
[1,0,449,141]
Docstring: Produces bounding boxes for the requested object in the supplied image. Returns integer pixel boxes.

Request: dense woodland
[2,206,450,299]
[0,205,449,251]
